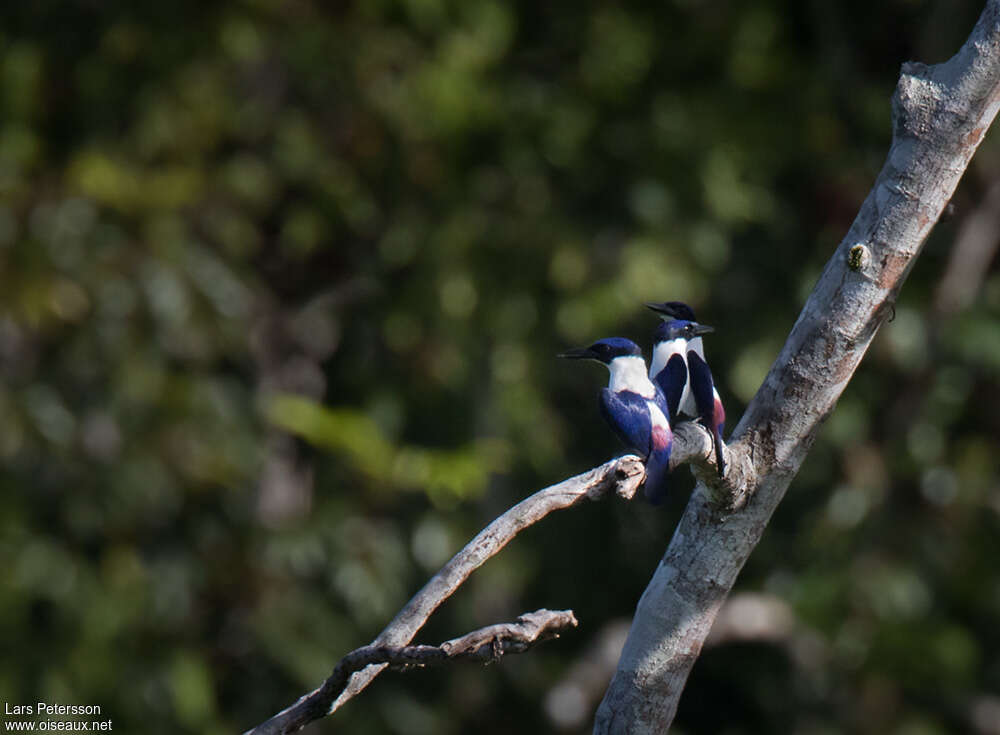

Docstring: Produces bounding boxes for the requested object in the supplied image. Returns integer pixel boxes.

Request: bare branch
[247,609,578,735]
[245,454,645,734]
[668,422,754,510]
[595,3,1000,732]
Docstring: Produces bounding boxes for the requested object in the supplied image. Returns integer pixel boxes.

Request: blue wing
[687,351,726,478]
[600,388,673,504]
[599,388,653,456]
[652,353,686,422]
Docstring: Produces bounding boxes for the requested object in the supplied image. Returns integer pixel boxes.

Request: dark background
[1,1,999,733]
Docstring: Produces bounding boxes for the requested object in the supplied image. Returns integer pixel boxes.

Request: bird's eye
[684,325,694,336]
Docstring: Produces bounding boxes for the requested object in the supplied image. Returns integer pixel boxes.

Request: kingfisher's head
[646,301,697,322]
[653,319,714,344]
[559,337,643,365]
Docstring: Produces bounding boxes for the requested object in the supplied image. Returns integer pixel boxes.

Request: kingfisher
[559,338,673,504]
[646,302,727,478]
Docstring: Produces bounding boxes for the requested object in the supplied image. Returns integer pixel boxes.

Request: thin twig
[244,455,645,734]
[247,610,578,734]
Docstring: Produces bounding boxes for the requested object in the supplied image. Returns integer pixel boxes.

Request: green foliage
[266,393,509,504]
[0,1,998,734]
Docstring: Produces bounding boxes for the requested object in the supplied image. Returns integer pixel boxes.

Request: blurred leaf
[265,393,509,503]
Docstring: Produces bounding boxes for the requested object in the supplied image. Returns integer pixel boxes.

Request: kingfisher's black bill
[691,323,715,336]
[645,301,675,316]
[558,346,595,360]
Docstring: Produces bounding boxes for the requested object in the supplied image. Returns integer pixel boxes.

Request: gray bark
[246,610,577,734]
[594,3,1000,732]
[245,456,646,734]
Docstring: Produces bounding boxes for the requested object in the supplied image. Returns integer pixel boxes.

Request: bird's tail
[643,445,672,505]
[713,427,726,479]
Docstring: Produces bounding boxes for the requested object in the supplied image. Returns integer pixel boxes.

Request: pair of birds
[560,301,726,505]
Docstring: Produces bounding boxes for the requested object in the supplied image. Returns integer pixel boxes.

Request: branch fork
[669,423,754,511]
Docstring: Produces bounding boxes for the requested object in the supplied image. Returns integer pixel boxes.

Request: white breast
[651,338,697,416]
[607,355,656,398]
[649,338,686,380]
[678,382,697,417]
[688,336,706,361]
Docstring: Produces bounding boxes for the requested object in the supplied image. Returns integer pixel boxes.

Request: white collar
[608,355,656,398]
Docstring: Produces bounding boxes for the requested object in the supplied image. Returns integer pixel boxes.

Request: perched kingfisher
[646,302,727,478]
[559,338,673,504]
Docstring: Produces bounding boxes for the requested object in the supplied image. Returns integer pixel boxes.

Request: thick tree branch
[595,3,1000,732]
[245,455,645,733]
[247,609,578,735]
